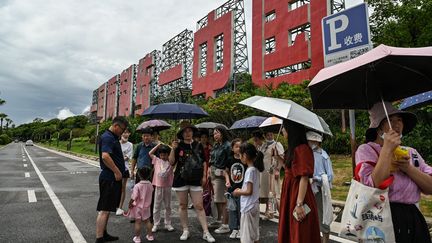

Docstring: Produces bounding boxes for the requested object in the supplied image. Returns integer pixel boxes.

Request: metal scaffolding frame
[158,29,194,103]
[129,64,137,116]
[149,50,161,106]
[331,0,345,14]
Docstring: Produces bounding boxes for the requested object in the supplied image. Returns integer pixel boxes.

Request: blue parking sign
[322,3,372,66]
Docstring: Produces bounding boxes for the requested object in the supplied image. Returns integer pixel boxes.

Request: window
[289,24,310,46]
[265,61,311,79]
[289,0,310,11]
[214,34,224,72]
[265,11,276,23]
[199,42,207,77]
[146,67,152,75]
[265,37,276,54]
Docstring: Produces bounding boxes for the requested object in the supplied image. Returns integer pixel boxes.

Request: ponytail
[254,151,264,172]
[239,142,265,172]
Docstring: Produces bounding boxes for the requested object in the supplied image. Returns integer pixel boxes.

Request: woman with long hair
[276,120,320,243]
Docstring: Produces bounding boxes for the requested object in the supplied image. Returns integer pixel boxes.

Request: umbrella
[259,117,283,133]
[230,116,268,131]
[195,122,228,130]
[142,102,209,120]
[136,119,171,132]
[309,44,432,110]
[239,96,332,136]
[400,90,432,110]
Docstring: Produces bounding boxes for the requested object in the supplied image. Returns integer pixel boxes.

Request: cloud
[0,0,232,125]
[57,108,76,120]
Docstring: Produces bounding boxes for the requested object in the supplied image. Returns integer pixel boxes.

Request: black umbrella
[142,102,209,120]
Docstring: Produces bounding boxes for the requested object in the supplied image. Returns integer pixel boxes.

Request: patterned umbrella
[400,90,432,110]
[230,116,268,131]
[136,119,171,132]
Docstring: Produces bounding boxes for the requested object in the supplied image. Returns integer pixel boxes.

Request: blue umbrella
[230,116,268,130]
[400,90,432,110]
[142,102,209,120]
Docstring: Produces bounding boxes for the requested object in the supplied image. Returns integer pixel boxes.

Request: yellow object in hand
[394,146,409,161]
[391,146,409,173]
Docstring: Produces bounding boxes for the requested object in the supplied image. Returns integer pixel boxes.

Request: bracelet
[296,202,303,207]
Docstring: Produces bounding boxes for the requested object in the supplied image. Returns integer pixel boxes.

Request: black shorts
[97,179,122,212]
[123,170,130,179]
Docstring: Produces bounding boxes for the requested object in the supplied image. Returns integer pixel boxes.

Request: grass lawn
[332,155,432,218]
[41,138,98,157]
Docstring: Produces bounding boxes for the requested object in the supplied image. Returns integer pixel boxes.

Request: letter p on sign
[326,14,349,51]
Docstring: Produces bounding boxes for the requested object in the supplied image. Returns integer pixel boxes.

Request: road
[0,143,350,243]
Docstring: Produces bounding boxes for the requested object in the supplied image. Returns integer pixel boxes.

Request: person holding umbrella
[169,122,216,242]
[355,102,432,242]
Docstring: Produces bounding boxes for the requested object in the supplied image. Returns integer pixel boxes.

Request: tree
[5,118,13,130]
[0,113,7,133]
[369,0,432,47]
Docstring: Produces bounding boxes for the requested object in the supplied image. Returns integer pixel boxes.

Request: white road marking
[23,146,86,243]
[24,164,28,167]
[25,172,30,178]
[23,159,27,162]
[28,190,37,203]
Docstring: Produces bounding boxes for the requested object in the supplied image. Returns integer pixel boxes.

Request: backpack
[179,143,204,182]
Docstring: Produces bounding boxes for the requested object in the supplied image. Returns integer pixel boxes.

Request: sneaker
[203,232,216,243]
[165,225,175,232]
[215,224,230,234]
[115,208,124,216]
[208,220,221,228]
[229,230,239,239]
[236,230,241,239]
[180,230,190,241]
[103,231,119,241]
[146,235,154,241]
[152,225,158,233]
[132,236,141,243]
[188,203,194,209]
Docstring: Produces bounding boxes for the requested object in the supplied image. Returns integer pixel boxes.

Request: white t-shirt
[120,141,133,170]
[240,166,260,213]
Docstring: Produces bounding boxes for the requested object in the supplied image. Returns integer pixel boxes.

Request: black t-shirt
[99,130,125,181]
[226,155,245,193]
[173,141,205,187]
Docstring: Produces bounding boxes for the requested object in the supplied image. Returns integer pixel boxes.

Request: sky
[0,0,363,125]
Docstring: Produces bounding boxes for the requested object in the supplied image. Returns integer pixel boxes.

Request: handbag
[180,143,204,182]
[339,150,396,242]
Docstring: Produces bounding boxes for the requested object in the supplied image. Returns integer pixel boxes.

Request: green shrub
[0,134,12,145]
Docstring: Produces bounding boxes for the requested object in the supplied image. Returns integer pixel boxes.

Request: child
[233,142,264,243]
[224,138,244,239]
[125,167,154,242]
[148,143,175,232]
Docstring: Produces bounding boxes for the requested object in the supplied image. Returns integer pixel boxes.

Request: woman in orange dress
[277,120,321,243]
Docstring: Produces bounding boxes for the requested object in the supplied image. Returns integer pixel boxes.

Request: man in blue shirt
[95,117,128,243]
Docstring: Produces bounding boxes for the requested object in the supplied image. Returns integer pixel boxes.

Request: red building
[252,0,328,87]
[192,0,249,98]
[105,75,119,120]
[96,83,107,121]
[135,51,159,116]
[117,65,136,117]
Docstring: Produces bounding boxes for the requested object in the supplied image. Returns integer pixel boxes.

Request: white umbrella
[195,122,228,130]
[239,96,332,136]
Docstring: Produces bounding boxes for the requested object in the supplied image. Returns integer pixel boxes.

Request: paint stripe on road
[24,172,30,178]
[28,190,37,203]
[24,164,28,167]
[23,146,86,243]
[23,159,27,162]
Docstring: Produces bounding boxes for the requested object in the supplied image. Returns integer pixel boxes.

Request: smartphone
[293,204,311,221]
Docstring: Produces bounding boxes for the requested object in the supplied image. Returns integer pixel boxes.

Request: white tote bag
[339,179,395,242]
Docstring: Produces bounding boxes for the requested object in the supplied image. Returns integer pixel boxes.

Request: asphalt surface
[0,143,282,243]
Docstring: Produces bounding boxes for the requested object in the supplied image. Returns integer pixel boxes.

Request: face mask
[379,133,403,140]
[308,142,317,150]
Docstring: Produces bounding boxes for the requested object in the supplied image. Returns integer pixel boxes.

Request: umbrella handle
[275,124,283,142]
[381,97,393,130]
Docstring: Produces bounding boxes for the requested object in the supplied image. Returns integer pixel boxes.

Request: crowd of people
[94,101,432,243]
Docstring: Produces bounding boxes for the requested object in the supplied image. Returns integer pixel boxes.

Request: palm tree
[5,118,13,130]
[0,98,5,105]
[0,113,7,134]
